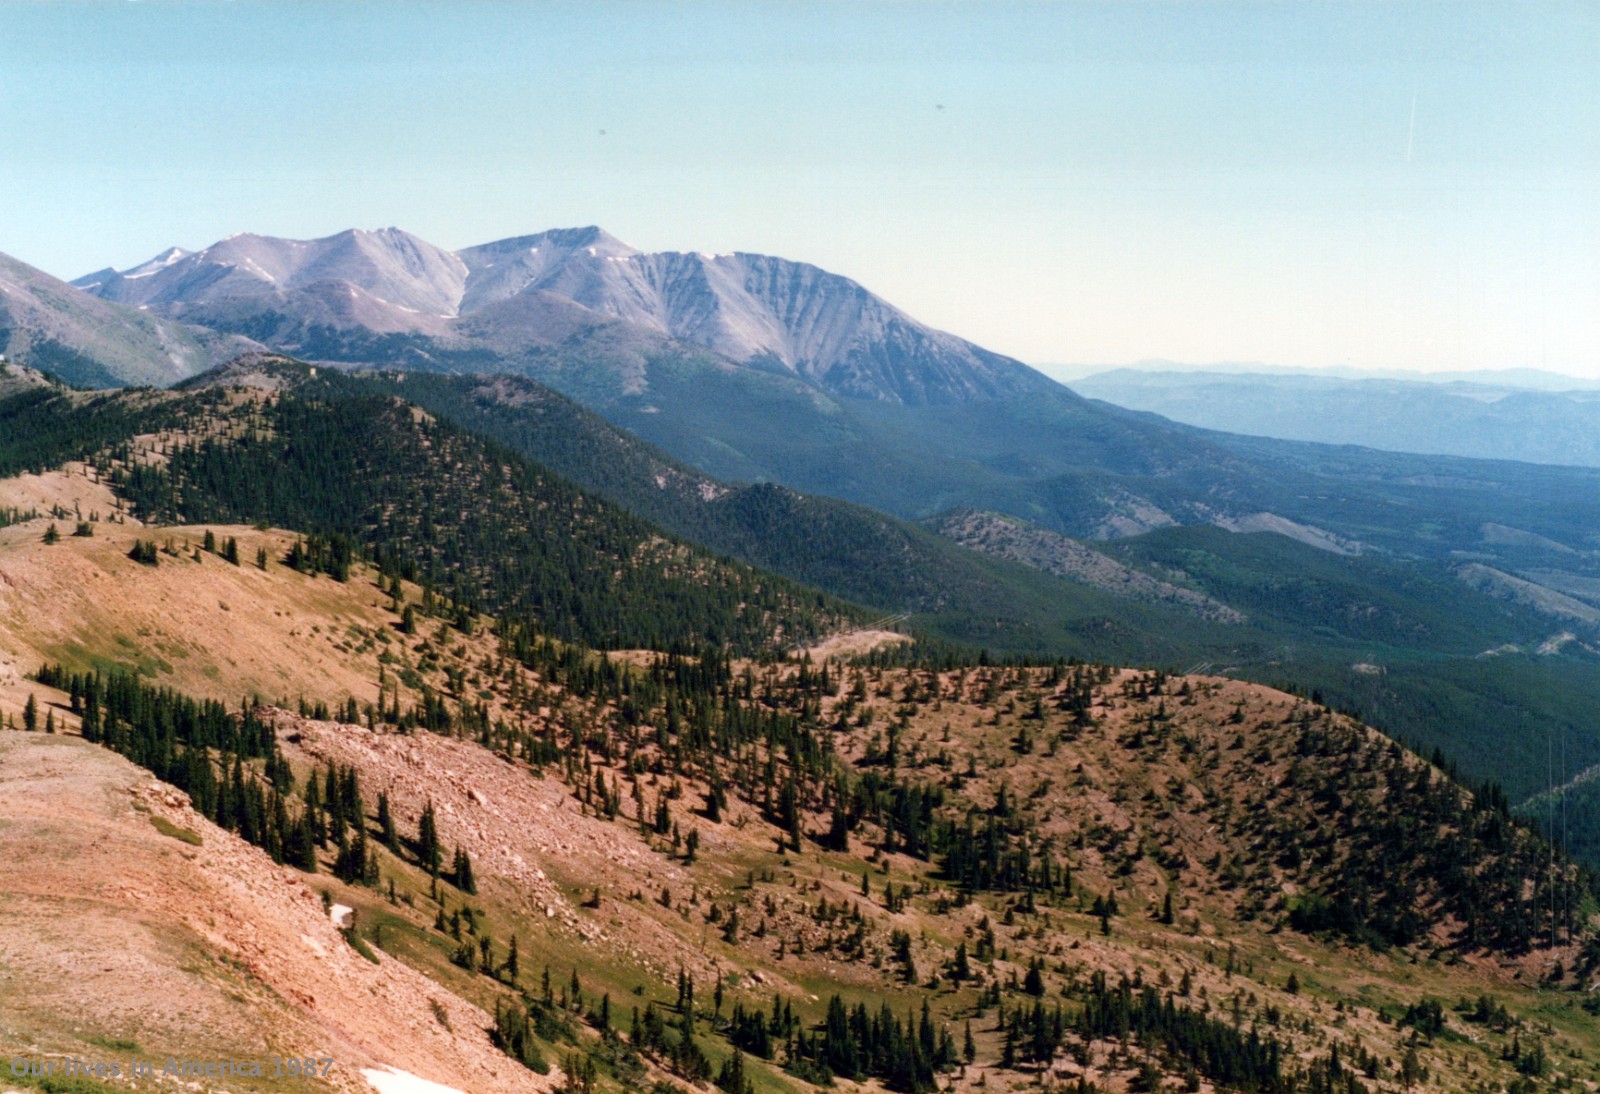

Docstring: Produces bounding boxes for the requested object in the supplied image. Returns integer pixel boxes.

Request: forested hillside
[3,370,1598,1091]
[0,362,854,654]
[7,355,1600,862]
[228,363,1600,848]
[10,569,1598,1093]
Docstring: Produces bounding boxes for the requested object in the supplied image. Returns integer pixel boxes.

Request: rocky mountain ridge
[0,249,260,388]
[73,226,1051,405]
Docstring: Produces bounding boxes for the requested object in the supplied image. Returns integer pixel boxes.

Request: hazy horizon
[1039,360,1600,386]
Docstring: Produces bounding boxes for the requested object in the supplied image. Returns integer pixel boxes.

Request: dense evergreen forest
[1,378,856,654]
[0,384,155,478]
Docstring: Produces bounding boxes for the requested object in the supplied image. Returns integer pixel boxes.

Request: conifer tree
[453,844,477,894]
[377,790,398,851]
[418,799,442,876]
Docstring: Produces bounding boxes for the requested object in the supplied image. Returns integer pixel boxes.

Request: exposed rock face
[455,229,1048,402]
[77,226,1055,404]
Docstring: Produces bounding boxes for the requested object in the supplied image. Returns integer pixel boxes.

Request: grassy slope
[4,516,1597,1091]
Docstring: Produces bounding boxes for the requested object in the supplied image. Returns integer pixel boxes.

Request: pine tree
[949,940,971,982]
[377,790,398,851]
[715,1047,751,1094]
[1023,957,1045,996]
[453,844,477,894]
[23,693,37,732]
[418,800,442,876]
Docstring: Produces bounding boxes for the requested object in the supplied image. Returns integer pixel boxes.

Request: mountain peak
[70,225,1059,404]
[464,225,638,260]
[83,228,469,320]
[537,225,634,252]
[121,246,192,278]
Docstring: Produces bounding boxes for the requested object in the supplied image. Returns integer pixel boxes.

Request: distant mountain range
[0,250,258,387]
[17,227,1600,575]
[74,226,1051,405]
[1070,368,1600,467]
[1051,359,1600,392]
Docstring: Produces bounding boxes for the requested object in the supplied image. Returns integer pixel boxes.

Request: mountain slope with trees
[0,355,854,655]
[3,500,1596,1092]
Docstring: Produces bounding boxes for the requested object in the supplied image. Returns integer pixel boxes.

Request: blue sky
[2,1,1595,375]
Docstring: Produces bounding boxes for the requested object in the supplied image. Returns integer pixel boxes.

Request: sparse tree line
[28,665,477,903]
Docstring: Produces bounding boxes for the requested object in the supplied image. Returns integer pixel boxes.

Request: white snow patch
[361,1066,466,1094]
[585,247,596,256]
[330,903,353,928]
[121,247,191,277]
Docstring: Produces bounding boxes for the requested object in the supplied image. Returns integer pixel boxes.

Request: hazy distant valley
[1069,368,1600,469]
